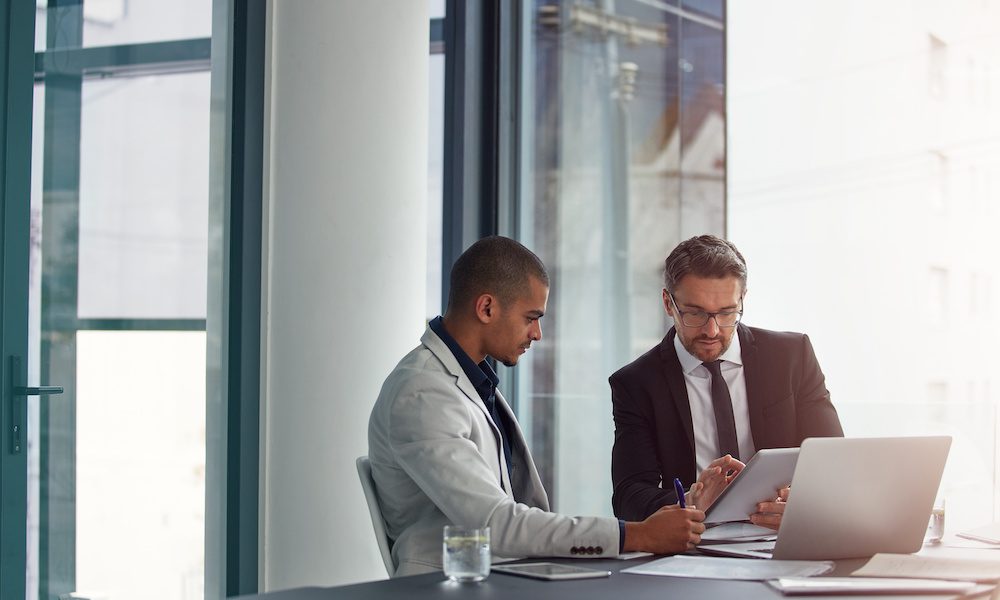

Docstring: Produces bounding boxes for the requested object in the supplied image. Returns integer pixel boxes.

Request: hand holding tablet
[702,448,799,524]
[689,454,745,509]
[750,485,790,530]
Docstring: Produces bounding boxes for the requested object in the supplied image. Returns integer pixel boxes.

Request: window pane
[427,54,445,319]
[78,73,210,319]
[30,34,210,600]
[35,0,210,49]
[429,0,446,19]
[515,0,726,515]
[75,331,206,600]
[27,81,46,600]
[83,0,210,47]
[34,3,46,51]
[728,0,1000,530]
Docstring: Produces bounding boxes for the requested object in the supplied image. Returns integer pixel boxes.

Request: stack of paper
[958,523,1000,545]
[852,553,1000,583]
[701,522,778,543]
[763,552,1000,595]
[768,577,979,595]
[622,555,833,580]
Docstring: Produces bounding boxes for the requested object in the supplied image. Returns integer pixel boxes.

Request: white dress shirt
[672,333,756,472]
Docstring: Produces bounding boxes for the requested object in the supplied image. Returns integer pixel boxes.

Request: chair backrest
[356,456,395,576]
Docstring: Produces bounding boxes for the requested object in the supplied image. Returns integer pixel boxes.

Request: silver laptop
[699,436,951,560]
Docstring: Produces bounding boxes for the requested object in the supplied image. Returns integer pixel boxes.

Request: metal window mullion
[205,0,265,597]
[0,2,38,599]
[442,0,502,305]
[38,2,84,598]
[34,38,212,80]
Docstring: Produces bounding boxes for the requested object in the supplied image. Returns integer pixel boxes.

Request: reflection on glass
[78,73,210,319]
[515,0,726,515]
[681,0,724,19]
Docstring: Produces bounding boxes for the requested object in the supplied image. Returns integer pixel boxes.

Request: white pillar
[261,0,428,589]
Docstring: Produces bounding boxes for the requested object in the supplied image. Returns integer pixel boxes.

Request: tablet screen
[703,447,799,524]
[493,562,612,580]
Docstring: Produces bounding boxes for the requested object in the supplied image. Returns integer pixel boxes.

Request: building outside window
[511,0,726,516]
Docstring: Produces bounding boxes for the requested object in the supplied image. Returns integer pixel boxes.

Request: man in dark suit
[610,235,843,526]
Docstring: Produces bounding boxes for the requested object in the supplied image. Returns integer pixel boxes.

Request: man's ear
[662,288,674,317]
[474,294,496,323]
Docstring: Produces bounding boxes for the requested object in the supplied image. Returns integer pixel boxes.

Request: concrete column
[261,0,428,588]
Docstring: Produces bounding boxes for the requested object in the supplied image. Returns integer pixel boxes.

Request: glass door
[5,2,212,599]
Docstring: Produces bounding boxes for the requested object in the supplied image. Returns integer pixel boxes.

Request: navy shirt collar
[429,316,499,401]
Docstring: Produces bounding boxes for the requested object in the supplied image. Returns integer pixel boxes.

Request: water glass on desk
[443,526,490,582]
[926,498,945,544]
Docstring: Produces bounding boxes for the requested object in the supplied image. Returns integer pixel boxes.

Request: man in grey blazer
[369,236,709,576]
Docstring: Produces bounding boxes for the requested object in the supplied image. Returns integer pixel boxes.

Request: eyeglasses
[668,293,743,329]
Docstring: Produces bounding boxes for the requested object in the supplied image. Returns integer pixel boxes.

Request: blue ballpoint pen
[673,477,687,508]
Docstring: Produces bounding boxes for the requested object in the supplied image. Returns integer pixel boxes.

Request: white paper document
[852,553,1000,583]
[957,523,1000,545]
[615,551,654,560]
[622,555,833,580]
[944,537,1000,551]
[768,576,979,595]
[701,522,778,542]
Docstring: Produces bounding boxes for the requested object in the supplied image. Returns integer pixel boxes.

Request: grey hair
[663,235,747,292]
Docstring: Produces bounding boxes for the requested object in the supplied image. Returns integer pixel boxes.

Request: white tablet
[703,447,799,524]
[492,562,612,581]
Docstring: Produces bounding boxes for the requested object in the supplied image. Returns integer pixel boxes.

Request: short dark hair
[663,235,747,293]
[447,236,549,311]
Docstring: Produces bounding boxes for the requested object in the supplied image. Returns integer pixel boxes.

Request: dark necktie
[703,360,740,461]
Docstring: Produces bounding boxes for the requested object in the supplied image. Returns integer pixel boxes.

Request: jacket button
[570,546,578,555]
[586,546,595,555]
[595,546,604,555]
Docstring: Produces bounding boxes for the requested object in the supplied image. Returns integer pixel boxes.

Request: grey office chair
[356,455,395,576]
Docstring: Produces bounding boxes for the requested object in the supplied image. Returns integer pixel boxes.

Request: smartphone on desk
[492,562,612,581]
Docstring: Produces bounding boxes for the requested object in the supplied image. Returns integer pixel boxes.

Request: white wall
[261,0,428,589]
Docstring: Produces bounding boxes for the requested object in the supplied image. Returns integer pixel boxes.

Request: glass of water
[443,526,490,582]
[926,498,945,544]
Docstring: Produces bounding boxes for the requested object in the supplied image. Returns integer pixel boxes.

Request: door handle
[14,386,64,396]
[8,355,63,454]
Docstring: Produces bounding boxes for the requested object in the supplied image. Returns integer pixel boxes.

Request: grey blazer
[368,325,619,576]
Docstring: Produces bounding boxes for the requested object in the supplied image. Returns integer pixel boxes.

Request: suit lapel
[739,324,767,444]
[421,327,510,491]
[660,329,695,454]
[495,390,549,509]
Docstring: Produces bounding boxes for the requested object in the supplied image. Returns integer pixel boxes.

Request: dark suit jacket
[609,324,843,522]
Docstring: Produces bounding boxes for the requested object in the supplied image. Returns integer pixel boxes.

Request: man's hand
[686,454,745,510]
[749,486,789,530]
[623,505,706,554]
